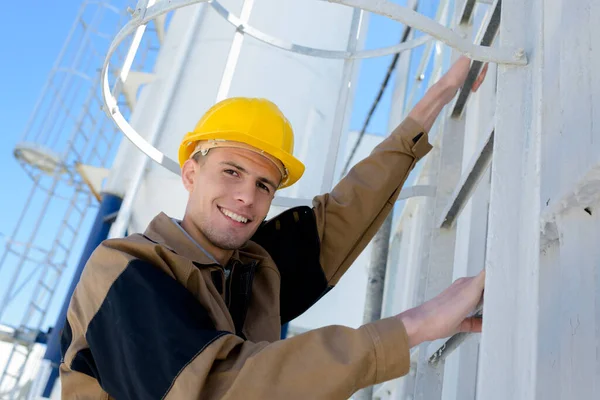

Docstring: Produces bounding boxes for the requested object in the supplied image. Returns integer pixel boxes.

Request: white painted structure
[371,0,600,399]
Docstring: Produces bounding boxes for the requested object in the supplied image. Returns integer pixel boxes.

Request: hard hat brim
[179,130,305,189]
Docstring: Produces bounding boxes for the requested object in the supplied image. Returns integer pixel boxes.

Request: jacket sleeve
[312,116,432,285]
[59,246,411,400]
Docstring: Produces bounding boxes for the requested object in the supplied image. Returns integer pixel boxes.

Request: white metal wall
[377,0,600,399]
[481,0,600,398]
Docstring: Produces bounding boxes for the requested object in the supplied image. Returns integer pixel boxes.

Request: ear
[181,159,198,193]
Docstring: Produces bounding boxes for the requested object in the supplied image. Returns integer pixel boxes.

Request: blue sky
[0,0,83,232]
[0,0,90,330]
[0,0,441,330]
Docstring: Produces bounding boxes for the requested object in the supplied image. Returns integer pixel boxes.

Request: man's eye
[257,182,270,193]
[224,169,239,177]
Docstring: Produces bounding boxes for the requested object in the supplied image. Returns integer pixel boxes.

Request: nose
[234,179,256,206]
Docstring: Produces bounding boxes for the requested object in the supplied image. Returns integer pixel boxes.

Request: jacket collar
[143,212,243,267]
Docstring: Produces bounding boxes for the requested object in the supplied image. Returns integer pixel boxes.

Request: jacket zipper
[225,261,236,308]
[224,260,257,338]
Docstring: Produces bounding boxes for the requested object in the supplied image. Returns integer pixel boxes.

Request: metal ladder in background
[0,1,165,397]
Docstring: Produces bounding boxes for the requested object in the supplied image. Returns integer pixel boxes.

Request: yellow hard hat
[178,97,305,189]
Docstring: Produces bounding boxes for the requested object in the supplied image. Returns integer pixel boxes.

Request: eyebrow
[220,161,278,191]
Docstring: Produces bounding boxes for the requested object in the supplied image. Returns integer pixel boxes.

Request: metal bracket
[451,0,503,119]
[329,0,527,65]
[122,70,156,110]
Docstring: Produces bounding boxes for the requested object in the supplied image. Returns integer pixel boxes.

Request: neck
[180,216,233,266]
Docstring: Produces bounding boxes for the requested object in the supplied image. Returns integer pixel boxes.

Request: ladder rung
[47,262,61,272]
[70,145,82,156]
[39,281,54,292]
[37,286,54,298]
[57,238,76,252]
[77,128,89,141]
[64,223,77,233]
[34,290,50,303]
[22,254,44,266]
[72,203,85,215]
[30,303,44,314]
[4,371,19,379]
[13,347,29,357]
[97,128,110,140]
[70,149,82,162]
[42,260,60,270]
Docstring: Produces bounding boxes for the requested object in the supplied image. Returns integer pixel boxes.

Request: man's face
[182,147,281,251]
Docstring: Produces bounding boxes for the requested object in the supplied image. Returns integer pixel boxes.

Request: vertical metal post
[355,215,393,400]
[215,0,255,102]
[320,8,365,194]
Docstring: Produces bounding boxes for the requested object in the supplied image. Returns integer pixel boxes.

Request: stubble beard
[201,221,250,251]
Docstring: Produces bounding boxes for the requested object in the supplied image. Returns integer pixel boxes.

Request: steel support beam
[438,122,494,228]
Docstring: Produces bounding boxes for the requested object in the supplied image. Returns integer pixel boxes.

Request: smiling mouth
[219,207,250,224]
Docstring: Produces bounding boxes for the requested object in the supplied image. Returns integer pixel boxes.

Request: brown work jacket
[59,117,432,399]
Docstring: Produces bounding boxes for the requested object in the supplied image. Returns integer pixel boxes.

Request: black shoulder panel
[251,206,332,324]
[83,258,229,399]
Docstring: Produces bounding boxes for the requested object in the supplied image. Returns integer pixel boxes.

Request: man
[60,56,487,399]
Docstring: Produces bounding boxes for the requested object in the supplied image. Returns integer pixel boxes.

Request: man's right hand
[408,56,488,132]
[397,270,485,348]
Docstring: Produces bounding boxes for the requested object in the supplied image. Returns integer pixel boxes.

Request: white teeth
[221,208,248,223]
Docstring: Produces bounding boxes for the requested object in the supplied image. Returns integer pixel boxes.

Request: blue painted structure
[41,193,122,398]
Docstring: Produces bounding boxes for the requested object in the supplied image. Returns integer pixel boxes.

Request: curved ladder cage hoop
[101,0,528,178]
